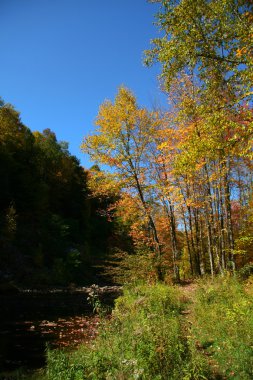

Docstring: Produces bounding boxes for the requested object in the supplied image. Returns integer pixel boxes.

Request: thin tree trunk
[168,200,180,282]
[181,206,194,276]
[199,215,206,275]
[223,161,235,271]
[193,207,202,276]
[131,169,163,280]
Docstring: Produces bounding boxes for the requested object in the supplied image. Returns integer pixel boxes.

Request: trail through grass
[186,277,253,380]
[19,277,253,380]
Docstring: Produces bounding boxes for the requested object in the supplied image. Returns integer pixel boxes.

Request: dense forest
[0,100,132,287]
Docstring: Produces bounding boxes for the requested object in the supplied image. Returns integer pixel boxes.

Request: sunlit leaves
[146,0,253,102]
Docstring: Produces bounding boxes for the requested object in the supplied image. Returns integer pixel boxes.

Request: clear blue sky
[0,0,166,168]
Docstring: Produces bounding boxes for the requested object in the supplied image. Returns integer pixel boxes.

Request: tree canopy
[82,0,253,281]
[0,100,129,286]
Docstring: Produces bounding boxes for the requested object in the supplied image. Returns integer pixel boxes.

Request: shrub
[238,263,253,280]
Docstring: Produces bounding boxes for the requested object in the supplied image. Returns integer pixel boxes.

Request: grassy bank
[23,277,253,379]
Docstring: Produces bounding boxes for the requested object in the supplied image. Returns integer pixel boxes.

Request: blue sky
[0,0,166,168]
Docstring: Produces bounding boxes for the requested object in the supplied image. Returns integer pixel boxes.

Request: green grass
[33,277,253,380]
[40,283,209,380]
[190,277,253,380]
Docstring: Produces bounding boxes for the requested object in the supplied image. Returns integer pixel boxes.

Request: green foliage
[46,349,85,380]
[44,283,210,379]
[86,284,111,315]
[42,279,253,379]
[104,248,159,285]
[145,0,253,99]
[191,277,253,379]
[237,263,253,280]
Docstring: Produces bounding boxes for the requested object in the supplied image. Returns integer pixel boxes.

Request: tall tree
[145,0,253,101]
[82,87,165,279]
[145,0,253,275]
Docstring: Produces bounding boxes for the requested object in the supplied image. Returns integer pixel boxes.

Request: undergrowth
[190,276,253,380]
[41,283,209,380]
[31,277,253,380]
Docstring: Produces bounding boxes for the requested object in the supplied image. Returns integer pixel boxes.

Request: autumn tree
[145,0,253,275]
[145,0,253,100]
[82,87,167,279]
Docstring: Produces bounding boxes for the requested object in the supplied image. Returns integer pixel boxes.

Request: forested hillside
[0,100,131,287]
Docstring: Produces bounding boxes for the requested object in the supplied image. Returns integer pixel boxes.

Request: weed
[44,282,210,379]
[191,277,253,379]
[87,284,111,316]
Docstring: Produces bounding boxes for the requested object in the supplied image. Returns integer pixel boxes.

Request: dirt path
[178,282,226,380]
[178,282,197,338]
[180,282,198,301]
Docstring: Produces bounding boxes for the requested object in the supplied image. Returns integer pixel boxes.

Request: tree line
[0,100,131,287]
[82,0,253,282]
